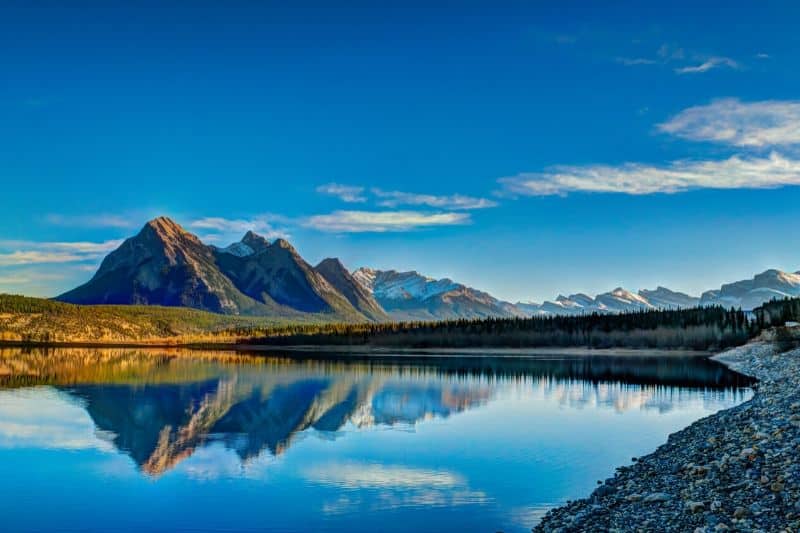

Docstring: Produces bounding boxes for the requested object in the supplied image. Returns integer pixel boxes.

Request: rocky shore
[535,341,800,532]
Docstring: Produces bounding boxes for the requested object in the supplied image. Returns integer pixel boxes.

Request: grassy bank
[0,294,305,344]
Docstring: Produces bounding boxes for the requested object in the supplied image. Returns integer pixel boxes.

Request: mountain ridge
[352,267,524,321]
[315,259,389,322]
[56,216,800,322]
[59,217,365,321]
[58,217,275,316]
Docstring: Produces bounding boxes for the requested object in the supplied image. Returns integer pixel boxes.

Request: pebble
[643,492,671,503]
[686,501,705,513]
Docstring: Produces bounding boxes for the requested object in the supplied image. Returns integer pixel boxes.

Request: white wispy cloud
[615,57,657,66]
[0,274,35,285]
[316,182,495,210]
[371,189,498,210]
[0,272,65,285]
[675,56,739,74]
[658,98,800,148]
[616,44,742,76]
[45,213,139,229]
[0,239,123,266]
[498,152,800,196]
[188,217,288,240]
[0,251,86,267]
[0,240,122,254]
[303,210,470,232]
[316,183,367,203]
[617,44,683,68]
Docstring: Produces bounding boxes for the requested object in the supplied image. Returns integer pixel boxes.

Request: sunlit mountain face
[0,348,751,478]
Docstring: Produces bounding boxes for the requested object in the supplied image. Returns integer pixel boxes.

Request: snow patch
[217,242,255,257]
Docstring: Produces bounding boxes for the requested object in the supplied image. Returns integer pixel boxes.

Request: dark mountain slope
[214,237,367,321]
[315,258,389,322]
[58,217,272,315]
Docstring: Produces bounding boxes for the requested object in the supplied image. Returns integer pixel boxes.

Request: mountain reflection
[0,347,751,476]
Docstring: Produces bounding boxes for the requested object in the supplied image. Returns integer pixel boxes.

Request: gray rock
[643,492,671,503]
[687,501,706,513]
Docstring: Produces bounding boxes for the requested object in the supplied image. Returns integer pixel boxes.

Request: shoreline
[535,340,800,532]
[0,340,712,358]
[233,345,713,358]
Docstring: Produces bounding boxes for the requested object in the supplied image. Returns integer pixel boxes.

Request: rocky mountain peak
[143,216,188,239]
[271,238,296,252]
[317,257,346,271]
[241,231,271,254]
[315,258,388,322]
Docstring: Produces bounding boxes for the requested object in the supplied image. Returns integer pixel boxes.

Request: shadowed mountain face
[215,238,362,318]
[58,217,267,314]
[316,259,388,322]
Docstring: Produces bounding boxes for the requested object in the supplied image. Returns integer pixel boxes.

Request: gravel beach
[535,341,800,532]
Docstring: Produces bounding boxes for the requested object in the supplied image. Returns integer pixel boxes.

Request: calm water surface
[0,348,752,532]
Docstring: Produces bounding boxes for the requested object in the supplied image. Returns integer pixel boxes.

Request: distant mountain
[515,270,800,317]
[352,268,523,321]
[517,287,699,316]
[596,288,653,313]
[315,258,388,322]
[700,269,800,310]
[58,217,365,321]
[639,287,700,309]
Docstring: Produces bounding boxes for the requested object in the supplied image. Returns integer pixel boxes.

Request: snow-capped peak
[352,267,377,291]
[368,270,459,301]
[609,287,651,305]
[217,242,255,257]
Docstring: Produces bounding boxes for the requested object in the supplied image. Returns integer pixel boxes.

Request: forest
[754,297,800,328]
[236,305,757,350]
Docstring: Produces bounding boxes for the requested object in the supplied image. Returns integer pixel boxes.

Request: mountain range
[57,217,800,321]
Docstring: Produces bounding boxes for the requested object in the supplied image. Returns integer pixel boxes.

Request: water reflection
[0,347,751,478]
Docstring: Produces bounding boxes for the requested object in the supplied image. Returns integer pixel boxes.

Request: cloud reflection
[304,462,490,514]
[0,387,114,452]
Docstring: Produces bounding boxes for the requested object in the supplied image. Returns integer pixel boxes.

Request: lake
[0,347,752,532]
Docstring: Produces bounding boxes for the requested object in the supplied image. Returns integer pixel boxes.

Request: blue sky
[2,1,800,302]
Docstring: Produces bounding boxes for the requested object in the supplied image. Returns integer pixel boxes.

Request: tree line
[236,305,756,350]
[754,297,800,329]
